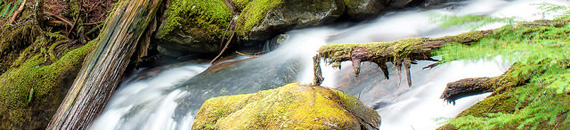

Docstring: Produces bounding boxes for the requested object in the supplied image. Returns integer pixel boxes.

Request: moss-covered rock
[155,0,232,55]
[155,0,345,55]
[193,83,381,130]
[0,38,95,130]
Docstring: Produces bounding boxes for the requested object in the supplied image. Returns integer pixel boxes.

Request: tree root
[312,30,493,87]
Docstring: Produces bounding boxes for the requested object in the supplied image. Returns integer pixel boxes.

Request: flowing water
[91,0,570,129]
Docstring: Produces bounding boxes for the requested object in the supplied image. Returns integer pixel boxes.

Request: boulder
[243,0,345,41]
[344,0,388,20]
[193,83,381,129]
[155,0,345,55]
[154,0,232,55]
[388,0,415,8]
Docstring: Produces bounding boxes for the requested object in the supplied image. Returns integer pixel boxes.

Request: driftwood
[313,30,493,87]
[46,0,163,129]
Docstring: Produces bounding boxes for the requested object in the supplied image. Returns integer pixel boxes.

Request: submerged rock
[193,83,381,129]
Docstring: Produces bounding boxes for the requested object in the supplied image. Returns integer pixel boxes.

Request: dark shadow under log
[47,0,164,129]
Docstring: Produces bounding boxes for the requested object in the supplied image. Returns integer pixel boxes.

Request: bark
[440,62,539,104]
[46,0,163,129]
[313,30,493,87]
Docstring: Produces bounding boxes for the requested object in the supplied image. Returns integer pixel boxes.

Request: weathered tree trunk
[47,0,163,129]
[313,30,493,87]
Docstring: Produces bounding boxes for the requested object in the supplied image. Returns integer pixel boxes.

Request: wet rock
[155,0,345,55]
[388,0,415,8]
[155,0,232,54]
[246,0,345,41]
[422,0,460,7]
[192,83,381,130]
[344,0,388,20]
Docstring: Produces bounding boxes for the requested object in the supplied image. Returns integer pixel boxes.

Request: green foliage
[26,87,33,104]
[448,83,570,130]
[0,0,22,19]
[535,2,570,19]
[436,12,570,129]
[431,14,516,30]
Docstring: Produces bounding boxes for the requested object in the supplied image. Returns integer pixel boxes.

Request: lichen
[193,83,381,129]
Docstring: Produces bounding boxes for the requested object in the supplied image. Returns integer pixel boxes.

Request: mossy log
[313,30,493,87]
[441,61,546,104]
[46,0,163,129]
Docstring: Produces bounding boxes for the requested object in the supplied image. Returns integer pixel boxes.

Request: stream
[90,0,569,129]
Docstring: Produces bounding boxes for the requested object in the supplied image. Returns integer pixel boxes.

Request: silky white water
[91,0,570,129]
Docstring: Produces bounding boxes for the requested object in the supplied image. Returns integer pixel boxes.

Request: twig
[235,51,258,58]
[210,29,234,64]
[44,11,73,26]
[210,19,236,64]
[487,100,498,112]
[7,0,27,24]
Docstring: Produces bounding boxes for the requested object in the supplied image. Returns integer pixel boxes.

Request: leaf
[8,2,17,17]
[0,2,12,18]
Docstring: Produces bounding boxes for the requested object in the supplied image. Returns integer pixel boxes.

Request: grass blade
[8,3,16,17]
[0,2,12,18]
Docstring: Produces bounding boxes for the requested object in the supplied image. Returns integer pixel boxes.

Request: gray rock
[345,0,388,20]
[247,0,345,41]
[389,0,414,8]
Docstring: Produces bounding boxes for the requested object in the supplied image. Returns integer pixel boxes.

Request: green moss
[0,38,95,129]
[436,15,570,129]
[230,0,250,10]
[344,0,364,9]
[193,83,380,129]
[317,37,428,64]
[158,0,232,40]
[235,0,283,38]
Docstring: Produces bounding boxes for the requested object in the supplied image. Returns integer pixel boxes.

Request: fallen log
[313,30,493,87]
[441,62,545,104]
[46,0,163,129]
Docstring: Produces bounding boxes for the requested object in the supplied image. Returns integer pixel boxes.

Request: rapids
[91,0,570,129]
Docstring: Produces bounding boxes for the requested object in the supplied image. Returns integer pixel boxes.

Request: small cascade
[91,0,570,129]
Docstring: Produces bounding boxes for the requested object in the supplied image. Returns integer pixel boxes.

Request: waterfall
[90,0,570,129]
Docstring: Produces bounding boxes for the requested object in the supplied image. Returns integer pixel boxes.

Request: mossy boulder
[193,83,381,129]
[155,0,345,55]
[0,38,95,129]
[155,0,232,56]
